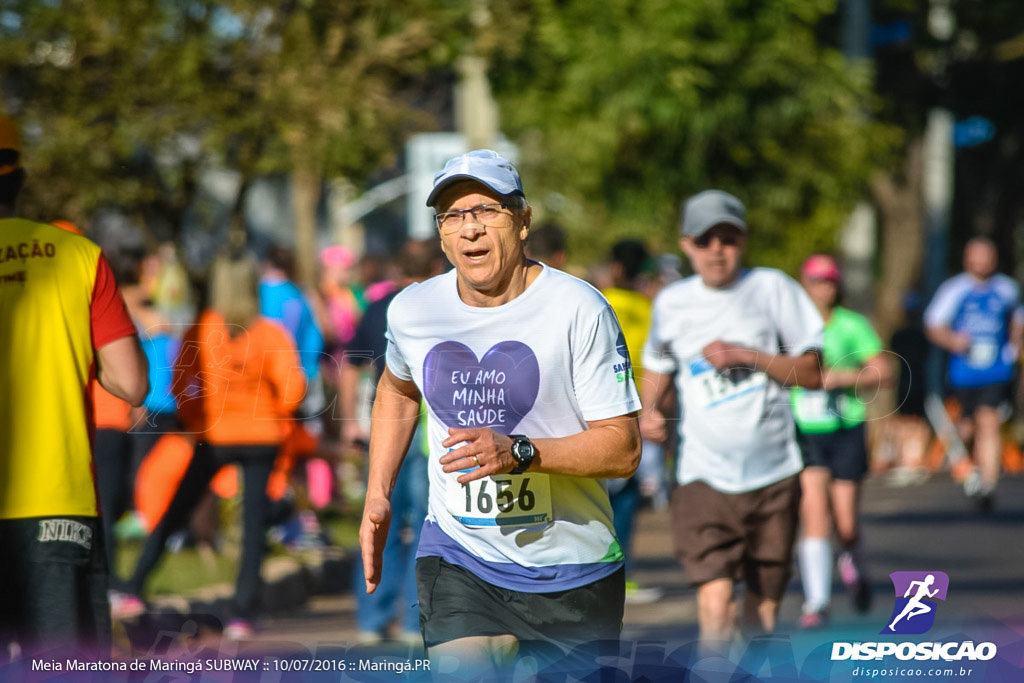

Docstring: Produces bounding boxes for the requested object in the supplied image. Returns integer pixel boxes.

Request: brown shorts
[671,475,801,601]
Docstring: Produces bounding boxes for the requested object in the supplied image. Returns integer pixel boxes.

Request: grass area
[113,541,238,597]
[322,512,360,549]
[111,508,362,598]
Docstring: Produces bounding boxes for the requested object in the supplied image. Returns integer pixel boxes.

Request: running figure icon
[887,574,940,632]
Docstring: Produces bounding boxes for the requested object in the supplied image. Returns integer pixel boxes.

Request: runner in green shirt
[791,254,892,629]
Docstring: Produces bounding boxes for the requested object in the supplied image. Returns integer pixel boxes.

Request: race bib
[968,340,998,368]
[445,470,552,528]
[793,389,834,422]
[687,355,768,409]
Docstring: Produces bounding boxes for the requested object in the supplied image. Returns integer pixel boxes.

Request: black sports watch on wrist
[509,434,535,474]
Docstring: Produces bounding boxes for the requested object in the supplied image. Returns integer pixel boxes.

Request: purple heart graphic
[422,340,540,434]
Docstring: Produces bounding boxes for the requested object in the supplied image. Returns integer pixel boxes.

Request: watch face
[514,438,533,462]
[511,436,533,473]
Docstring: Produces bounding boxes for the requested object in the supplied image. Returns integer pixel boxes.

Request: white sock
[799,537,833,613]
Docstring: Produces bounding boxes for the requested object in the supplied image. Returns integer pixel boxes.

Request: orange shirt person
[118,253,306,639]
[174,310,307,444]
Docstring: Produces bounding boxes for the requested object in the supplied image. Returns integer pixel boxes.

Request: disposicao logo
[884,571,949,635]
[831,571,998,663]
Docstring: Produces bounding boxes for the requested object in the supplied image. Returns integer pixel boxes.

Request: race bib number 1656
[445,472,552,528]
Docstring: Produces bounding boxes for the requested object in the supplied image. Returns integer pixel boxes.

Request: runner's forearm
[365,368,421,502]
[749,349,822,389]
[529,413,641,479]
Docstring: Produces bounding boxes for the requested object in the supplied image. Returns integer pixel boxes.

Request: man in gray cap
[359,149,642,677]
[639,190,824,652]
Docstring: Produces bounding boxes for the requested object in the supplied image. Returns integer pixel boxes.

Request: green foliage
[0,0,903,273]
[488,0,899,272]
[0,0,190,223]
[0,0,464,237]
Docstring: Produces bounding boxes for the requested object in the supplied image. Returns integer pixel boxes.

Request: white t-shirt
[642,268,823,493]
[385,264,642,593]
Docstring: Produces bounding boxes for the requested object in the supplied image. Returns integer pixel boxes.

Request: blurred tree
[0,0,462,286]
[865,0,1024,340]
[211,1,461,285]
[485,0,899,272]
[0,0,206,235]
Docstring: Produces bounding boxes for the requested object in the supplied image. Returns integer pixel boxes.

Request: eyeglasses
[435,203,513,234]
[692,232,743,249]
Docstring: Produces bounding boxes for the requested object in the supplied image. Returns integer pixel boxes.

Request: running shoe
[885,467,928,488]
[966,474,996,514]
[976,488,995,515]
[223,619,253,640]
[356,631,383,645]
[837,551,872,613]
[113,511,148,540]
[962,469,982,498]
[798,609,829,630]
[396,631,424,647]
[109,591,145,620]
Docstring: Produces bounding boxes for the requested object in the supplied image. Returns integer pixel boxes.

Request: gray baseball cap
[426,149,524,208]
[680,190,747,237]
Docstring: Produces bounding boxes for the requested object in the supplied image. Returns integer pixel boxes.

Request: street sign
[953,116,996,148]
[405,133,519,239]
[870,20,912,47]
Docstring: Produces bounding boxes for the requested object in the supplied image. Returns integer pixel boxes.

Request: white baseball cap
[426,149,524,208]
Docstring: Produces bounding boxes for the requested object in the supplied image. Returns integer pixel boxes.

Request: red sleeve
[91,254,137,348]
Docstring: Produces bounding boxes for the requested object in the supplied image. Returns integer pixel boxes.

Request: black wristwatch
[509,434,536,474]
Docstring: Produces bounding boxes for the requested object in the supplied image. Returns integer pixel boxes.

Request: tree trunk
[291,162,321,290]
[872,137,926,346]
[867,138,926,438]
[227,175,251,252]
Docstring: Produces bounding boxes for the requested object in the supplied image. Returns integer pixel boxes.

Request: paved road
[103,472,1024,680]
[211,472,1023,643]
[625,471,1024,639]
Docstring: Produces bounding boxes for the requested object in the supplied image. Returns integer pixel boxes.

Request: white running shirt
[642,268,823,493]
[385,264,642,592]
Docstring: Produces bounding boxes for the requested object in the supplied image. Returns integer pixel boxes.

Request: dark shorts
[797,424,869,481]
[953,383,1010,417]
[0,516,110,656]
[415,556,623,661]
[671,476,800,601]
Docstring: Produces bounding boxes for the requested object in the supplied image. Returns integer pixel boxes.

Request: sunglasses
[692,232,743,249]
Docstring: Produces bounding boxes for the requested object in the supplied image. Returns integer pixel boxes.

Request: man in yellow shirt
[601,238,665,603]
[0,114,148,657]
